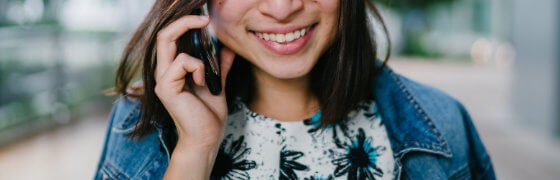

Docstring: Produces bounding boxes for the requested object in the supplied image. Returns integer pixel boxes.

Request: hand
[154,15,235,150]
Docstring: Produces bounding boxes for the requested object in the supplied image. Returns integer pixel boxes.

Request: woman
[95,0,495,179]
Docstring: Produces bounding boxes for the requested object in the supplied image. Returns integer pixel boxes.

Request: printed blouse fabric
[210,100,395,180]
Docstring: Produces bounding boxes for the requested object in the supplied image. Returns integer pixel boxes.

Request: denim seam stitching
[131,148,160,179]
[100,167,115,180]
[390,70,452,158]
[112,102,141,134]
[102,161,130,179]
[138,153,165,178]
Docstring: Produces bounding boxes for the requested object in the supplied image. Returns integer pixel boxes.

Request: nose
[258,0,304,22]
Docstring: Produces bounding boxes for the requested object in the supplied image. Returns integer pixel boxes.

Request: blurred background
[0,0,558,179]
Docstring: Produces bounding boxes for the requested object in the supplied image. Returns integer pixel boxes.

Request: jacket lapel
[372,66,452,160]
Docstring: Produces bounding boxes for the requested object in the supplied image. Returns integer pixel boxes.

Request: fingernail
[199,16,209,21]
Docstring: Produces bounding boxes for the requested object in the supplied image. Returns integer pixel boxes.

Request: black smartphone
[177,7,222,95]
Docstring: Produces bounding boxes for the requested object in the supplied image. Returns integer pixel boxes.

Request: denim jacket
[94,66,495,180]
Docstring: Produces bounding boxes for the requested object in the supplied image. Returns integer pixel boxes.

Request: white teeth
[276,34,286,43]
[286,33,295,42]
[294,30,301,38]
[255,26,310,43]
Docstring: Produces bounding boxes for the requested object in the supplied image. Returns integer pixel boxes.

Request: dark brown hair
[113,0,391,139]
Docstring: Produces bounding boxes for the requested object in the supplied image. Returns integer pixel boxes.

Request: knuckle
[178,55,204,70]
[176,53,189,60]
[194,60,204,70]
[177,56,189,66]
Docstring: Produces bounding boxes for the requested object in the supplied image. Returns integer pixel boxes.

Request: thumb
[219,47,235,88]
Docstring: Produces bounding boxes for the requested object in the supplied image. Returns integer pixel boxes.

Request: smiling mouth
[250,24,317,44]
[249,23,318,55]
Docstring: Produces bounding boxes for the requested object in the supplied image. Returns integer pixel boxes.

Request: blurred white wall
[512,0,560,136]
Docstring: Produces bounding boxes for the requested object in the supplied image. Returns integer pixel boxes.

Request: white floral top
[210,100,395,180]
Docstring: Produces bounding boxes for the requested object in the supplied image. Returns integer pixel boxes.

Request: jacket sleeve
[93,97,120,180]
[457,103,496,180]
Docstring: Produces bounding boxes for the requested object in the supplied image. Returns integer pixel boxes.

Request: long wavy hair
[112,0,391,140]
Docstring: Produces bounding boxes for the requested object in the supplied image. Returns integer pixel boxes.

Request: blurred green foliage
[376,0,457,11]
[0,0,119,144]
[376,0,459,56]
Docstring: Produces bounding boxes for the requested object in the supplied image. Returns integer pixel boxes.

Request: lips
[250,24,316,55]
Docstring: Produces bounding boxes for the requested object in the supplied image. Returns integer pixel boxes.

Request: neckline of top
[237,101,322,124]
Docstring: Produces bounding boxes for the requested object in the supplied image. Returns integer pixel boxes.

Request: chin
[258,60,316,79]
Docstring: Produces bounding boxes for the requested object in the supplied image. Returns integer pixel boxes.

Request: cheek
[316,0,340,54]
[210,1,253,50]
[318,0,340,13]
[319,0,340,31]
[210,0,252,25]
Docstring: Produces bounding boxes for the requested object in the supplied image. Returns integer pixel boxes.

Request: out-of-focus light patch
[6,4,25,24]
[470,38,493,64]
[495,43,516,68]
[470,38,516,68]
[60,0,122,31]
[23,0,44,22]
[60,37,118,69]
[5,0,44,25]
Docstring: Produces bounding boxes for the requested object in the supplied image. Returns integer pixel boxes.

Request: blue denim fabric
[94,66,495,180]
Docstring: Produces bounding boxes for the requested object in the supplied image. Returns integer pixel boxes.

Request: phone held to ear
[179,7,222,95]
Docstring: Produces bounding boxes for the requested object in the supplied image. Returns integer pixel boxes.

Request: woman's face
[209,0,339,79]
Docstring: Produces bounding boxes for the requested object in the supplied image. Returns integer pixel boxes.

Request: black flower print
[331,128,386,180]
[304,175,334,180]
[211,134,257,180]
[279,146,309,180]
[303,112,351,148]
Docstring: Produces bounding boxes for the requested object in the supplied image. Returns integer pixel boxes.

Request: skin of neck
[249,67,320,122]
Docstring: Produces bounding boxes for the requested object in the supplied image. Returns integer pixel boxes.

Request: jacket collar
[372,64,452,160]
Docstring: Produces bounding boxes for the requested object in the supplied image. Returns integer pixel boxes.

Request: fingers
[219,47,236,88]
[156,15,210,80]
[157,53,205,94]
